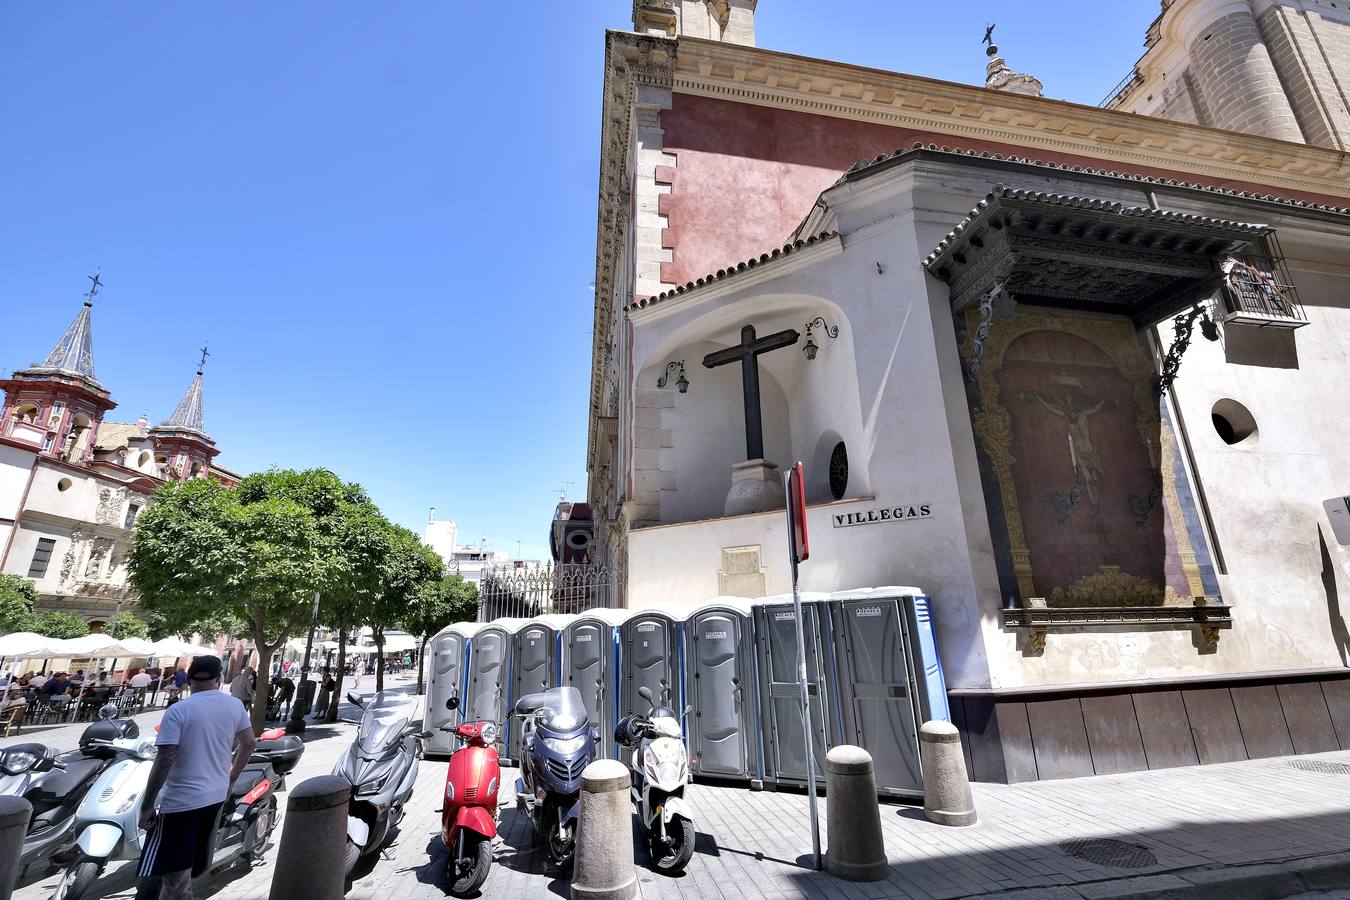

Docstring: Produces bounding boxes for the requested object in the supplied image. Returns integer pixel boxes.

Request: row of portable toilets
[425,587,949,799]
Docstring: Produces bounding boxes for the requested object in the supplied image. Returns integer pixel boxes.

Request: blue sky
[0,2,1152,560]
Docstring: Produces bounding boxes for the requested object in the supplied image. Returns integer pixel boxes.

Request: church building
[0,283,239,625]
[585,1,1350,780]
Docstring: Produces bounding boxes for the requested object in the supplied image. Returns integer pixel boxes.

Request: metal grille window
[124,504,141,529]
[27,537,56,578]
[1219,234,1306,328]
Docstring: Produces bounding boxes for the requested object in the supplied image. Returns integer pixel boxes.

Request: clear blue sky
[0,2,1152,560]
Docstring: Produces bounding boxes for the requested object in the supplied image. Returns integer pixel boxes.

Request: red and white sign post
[784,461,821,869]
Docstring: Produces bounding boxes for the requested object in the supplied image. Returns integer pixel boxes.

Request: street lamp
[802,317,839,361]
[657,360,689,393]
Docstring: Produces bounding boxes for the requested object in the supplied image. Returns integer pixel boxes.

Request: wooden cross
[702,323,800,461]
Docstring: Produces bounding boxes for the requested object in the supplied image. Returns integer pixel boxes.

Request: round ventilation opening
[1212,399,1258,446]
[57,478,73,492]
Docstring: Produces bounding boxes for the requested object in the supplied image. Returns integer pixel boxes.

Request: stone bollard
[0,795,32,900]
[571,759,636,900]
[824,745,889,881]
[268,775,351,900]
[920,720,977,826]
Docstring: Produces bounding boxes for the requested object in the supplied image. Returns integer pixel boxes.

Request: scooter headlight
[480,723,499,746]
[543,735,587,755]
[135,741,157,761]
[0,750,38,775]
[643,740,687,788]
[116,792,141,814]
[445,780,455,801]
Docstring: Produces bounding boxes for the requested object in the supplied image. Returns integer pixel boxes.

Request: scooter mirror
[638,685,654,704]
[446,696,459,711]
[347,692,362,707]
[98,703,117,720]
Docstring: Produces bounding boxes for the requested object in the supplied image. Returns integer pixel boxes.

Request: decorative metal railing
[1099,69,1143,108]
[477,562,620,621]
[1219,235,1306,327]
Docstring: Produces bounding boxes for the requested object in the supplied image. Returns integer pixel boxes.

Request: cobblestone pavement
[7,689,1350,899]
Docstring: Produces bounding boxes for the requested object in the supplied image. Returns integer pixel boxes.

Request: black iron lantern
[802,316,838,360]
[657,360,689,394]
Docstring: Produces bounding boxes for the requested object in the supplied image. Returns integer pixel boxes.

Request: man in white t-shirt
[129,669,154,689]
[27,672,47,690]
[136,655,255,899]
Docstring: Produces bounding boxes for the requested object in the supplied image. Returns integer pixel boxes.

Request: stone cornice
[670,37,1350,200]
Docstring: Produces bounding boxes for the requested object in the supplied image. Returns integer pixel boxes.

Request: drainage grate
[1287,759,1350,775]
[1059,839,1158,869]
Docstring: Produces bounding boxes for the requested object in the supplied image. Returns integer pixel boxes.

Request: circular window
[1212,399,1258,446]
[829,442,849,501]
[565,531,590,550]
[57,477,73,492]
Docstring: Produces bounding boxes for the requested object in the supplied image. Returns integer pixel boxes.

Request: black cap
[187,656,223,681]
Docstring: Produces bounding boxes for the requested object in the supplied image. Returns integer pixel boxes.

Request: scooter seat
[28,755,105,807]
[230,769,267,798]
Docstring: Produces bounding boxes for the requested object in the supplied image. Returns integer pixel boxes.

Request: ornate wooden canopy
[923,186,1271,326]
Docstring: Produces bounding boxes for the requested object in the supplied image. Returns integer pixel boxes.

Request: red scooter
[440,696,500,897]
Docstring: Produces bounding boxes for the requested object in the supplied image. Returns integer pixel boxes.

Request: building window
[13,403,39,424]
[125,503,142,528]
[829,441,849,501]
[27,537,56,578]
[42,435,56,452]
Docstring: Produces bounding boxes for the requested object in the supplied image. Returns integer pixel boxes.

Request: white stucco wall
[0,444,35,523]
[623,154,1350,693]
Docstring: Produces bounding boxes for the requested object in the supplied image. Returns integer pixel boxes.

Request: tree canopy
[0,573,38,634]
[33,610,89,640]
[405,571,478,694]
[129,468,367,731]
[106,610,149,639]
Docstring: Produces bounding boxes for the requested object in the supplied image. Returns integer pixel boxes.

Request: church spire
[161,347,209,434]
[981,24,1044,97]
[150,347,218,482]
[26,275,103,386]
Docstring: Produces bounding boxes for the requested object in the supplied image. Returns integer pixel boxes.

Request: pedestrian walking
[134,655,255,900]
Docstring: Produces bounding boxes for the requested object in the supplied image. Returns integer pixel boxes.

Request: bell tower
[0,277,117,465]
[149,348,219,481]
[634,0,757,46]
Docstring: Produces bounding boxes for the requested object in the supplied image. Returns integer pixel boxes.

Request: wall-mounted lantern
[802,317,839,361]
[657,360,689,393]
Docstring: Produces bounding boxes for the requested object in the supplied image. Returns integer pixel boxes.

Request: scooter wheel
[343,839,361,877]
[448,835,493,897]
[546,823,574,872]
[651,818,695,873]
[53,860,102,900]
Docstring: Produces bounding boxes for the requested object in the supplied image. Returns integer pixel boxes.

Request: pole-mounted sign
[783,461,821,870]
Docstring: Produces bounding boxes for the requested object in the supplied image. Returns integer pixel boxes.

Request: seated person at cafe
[130,668,154,690]
[38,672,71,698]
[2,685,27,712]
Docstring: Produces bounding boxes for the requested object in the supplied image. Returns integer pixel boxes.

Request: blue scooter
[513,686,598,871]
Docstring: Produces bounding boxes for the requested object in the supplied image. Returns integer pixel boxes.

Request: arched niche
[635,292,869,523]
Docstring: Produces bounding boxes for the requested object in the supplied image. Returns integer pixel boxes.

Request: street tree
[129,468,362,732]
[404,572,478,695]
[0,573,37,634]
[367,525,444,694]
[105,610,149,639]
[33,610,89,639]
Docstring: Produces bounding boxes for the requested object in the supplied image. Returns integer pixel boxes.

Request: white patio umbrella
[149,638,209,658]
[50,634,128,658]
[0,632,63,659]
[112,638,160,658]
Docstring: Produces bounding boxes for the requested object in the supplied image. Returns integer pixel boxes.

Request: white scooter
[615,685,696,873]
[50,731,157,900]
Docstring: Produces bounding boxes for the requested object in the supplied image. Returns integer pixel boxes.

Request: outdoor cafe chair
[1,704,25,738]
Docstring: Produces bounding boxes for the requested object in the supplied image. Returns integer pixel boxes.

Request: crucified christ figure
[1033,390,1106,509]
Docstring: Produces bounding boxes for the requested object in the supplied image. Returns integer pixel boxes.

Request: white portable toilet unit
[619,605,690,725]
[825,587,936,799]
[425,621,487,756]
[509,614,573,762]
[465,617,531,764]
[752,593,835,790]
[685,597,762,785]
[562,608,632,760]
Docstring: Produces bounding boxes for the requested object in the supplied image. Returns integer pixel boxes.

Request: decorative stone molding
[1003,600,1232,656]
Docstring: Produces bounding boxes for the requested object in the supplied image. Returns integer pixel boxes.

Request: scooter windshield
[356,692,420,754]
[527,686,589,733]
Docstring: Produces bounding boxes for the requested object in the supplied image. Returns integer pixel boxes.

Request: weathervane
[84,271,103,306]
[197,343,210,374]
[983,23,996,46]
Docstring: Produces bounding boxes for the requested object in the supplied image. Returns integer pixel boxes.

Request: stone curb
[971,849,1350,899]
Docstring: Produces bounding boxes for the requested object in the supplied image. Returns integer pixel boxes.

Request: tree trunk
[416,636,428,695]
[249,634,274,735]
[374,626,386,693]
[326,624,347,724]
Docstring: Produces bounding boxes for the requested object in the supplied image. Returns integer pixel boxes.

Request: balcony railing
[1219,235,1307,329]
[477,562,620,620]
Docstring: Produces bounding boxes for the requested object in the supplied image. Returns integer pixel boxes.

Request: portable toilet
[752,593,834,790]
[563,608,632,760]
[685,597,761,785]
[620,605,690,724]
[825,587,932,799]
[465,617,530,764]
[510,615,572,762]
[425,621,486,756]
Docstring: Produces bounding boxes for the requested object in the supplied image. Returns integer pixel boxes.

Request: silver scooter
[49,732,156,900]
[333,691,425,877]
[616,685,696,873]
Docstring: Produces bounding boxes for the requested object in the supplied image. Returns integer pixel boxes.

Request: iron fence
[477,562,621,621]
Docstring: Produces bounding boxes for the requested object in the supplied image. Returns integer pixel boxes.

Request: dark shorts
[137,802,223,878]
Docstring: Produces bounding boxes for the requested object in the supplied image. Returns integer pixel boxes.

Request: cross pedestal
[726,459,787,516]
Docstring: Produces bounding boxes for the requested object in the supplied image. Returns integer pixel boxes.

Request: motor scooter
[514,686,598,871]
[616,684,696,873]
[0,704,143,878]
[333,691,424,877]
[53,723,305,900]
[439,696,500,897]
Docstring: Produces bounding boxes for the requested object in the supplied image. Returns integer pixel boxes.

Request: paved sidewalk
[7,697,1350,898]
